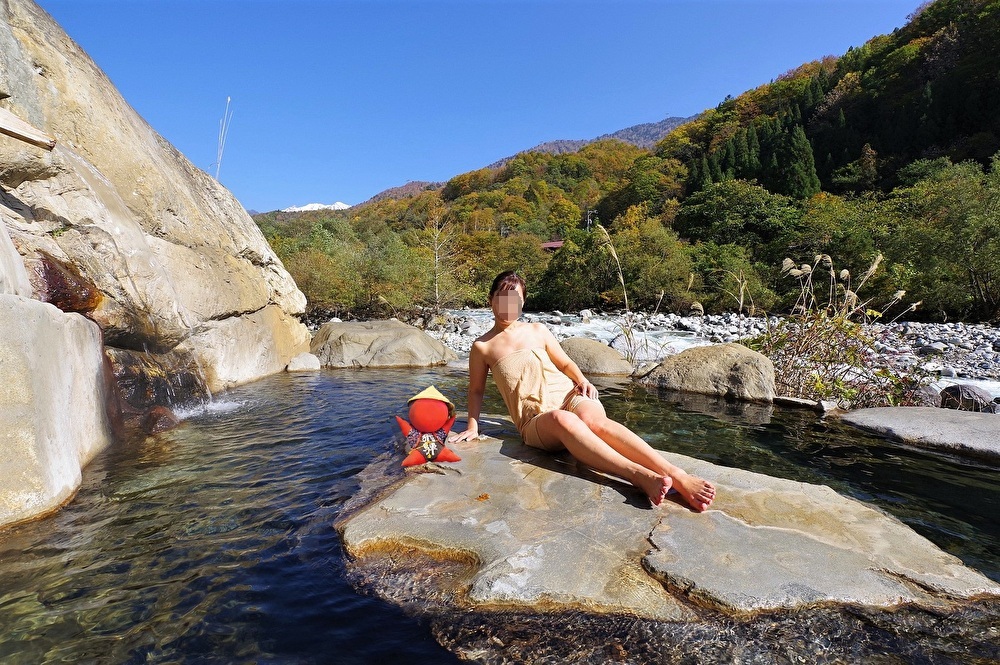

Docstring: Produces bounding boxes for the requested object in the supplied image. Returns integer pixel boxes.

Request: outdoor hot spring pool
[0,367,997,663]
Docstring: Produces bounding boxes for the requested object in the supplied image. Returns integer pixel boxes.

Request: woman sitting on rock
[449,270,716,511]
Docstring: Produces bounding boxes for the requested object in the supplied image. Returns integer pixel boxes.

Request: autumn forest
[254,0,1000,323]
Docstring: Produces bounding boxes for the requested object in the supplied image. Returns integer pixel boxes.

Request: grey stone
[840,407,1000,462]
[940,384,998,413]
[639,343,775,402]
[773,396,819,410]
[911,385,942,408]
[340,436,999,619]
[560,337,633,376]
[286,352,321,372]
[311,320,457,368]
[176,306,311,392]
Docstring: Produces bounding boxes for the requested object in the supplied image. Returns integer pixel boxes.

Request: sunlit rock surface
[840,407,1000,462]
[175,305,310,393]
[286,351,321,372]
[312,320,457,368]
[560,336,634,376]
[0,295,113,526]
[0,0,306,360]
[340,434,999,621]
[639,343,775,402]
[0,0,311,527]
[0,217,29,295]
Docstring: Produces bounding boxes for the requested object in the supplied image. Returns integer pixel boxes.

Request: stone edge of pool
[337,432,1000,623]
[837,407,1000,463]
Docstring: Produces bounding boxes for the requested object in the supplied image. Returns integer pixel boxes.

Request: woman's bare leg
[531,409,671,506]
[574,401,715,512]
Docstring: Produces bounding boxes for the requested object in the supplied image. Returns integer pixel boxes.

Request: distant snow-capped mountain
[281,202,351,212]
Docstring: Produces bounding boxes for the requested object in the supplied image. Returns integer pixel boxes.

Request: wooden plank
[0,107,56,150]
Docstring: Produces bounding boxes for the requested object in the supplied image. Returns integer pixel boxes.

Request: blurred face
[491,287,523,322]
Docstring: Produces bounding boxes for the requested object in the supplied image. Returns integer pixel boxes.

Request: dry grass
[748,254,927,408]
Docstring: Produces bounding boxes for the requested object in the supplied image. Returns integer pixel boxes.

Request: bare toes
[646,476,671,506]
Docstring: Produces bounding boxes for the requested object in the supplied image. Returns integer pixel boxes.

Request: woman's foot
[637,474,673,506]
[671,473,716,512]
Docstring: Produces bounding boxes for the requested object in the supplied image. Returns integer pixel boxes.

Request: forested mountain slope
[256,0,1000,322]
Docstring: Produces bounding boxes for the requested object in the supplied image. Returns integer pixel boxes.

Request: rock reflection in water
[430,601,1000,664]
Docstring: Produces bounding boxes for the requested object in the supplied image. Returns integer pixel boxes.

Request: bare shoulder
[470,337,489,359]
[529,322,558,342]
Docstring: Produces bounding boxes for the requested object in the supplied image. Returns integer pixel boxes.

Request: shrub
[746,253,926,408]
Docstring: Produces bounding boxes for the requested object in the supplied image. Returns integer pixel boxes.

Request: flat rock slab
[644,456,997,612]
[839,407,1000,462]
[340,435,999,619]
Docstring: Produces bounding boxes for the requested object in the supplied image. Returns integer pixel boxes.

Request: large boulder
[639,343,775,402]
[175,305,310,392]
[940,383,998,413]
[560,336,633,376]
[0,0,312,527]
[0,213,29,295]
[312,320,457,368]
[340,435,998,620]
[0,0,306,368]
[0,295,113,526]
[839,407,1000,463]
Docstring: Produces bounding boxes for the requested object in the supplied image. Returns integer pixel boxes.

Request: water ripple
[0,367,995,663]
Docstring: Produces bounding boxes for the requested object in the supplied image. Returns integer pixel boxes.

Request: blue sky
[38,0,920,212]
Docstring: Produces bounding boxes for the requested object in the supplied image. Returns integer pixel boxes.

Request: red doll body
[396,386,461,467]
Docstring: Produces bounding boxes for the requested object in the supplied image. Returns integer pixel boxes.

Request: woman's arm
[540,324,598,399]
[449,342,489,442]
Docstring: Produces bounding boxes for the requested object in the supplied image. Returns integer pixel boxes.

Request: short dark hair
[489,270,526,300]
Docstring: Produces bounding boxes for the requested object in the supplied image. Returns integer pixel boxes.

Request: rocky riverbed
[413,308,1000,397]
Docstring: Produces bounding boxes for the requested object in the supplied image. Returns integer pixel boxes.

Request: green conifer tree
[785,125,822,197]
[808,77,824,111]
[734,130,751,177]
[747,123,761,172]
[699,154,712,188]
[720,141,736,179]
[709,153,724,182]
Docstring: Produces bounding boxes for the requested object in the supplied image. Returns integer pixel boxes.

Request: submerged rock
[140,405,180,434]
[339,434,998,622]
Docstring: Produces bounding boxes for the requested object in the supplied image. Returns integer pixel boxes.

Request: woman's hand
[448,427,481,443]
[577,379,598,400]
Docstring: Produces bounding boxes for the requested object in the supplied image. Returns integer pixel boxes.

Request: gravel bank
[418,309,1000,387]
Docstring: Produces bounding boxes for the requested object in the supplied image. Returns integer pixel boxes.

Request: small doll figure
[396,386,462,467]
